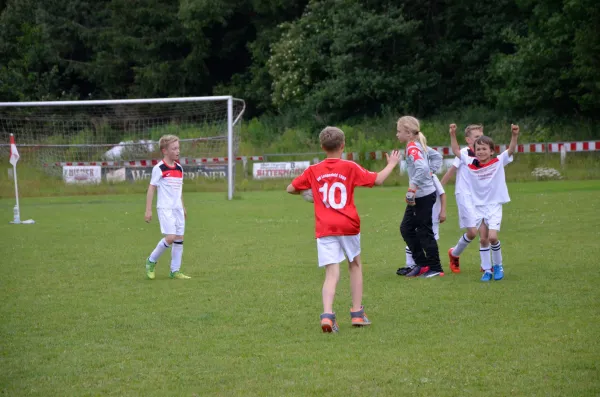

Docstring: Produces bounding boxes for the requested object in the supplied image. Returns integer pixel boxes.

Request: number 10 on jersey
[318,182,348,209]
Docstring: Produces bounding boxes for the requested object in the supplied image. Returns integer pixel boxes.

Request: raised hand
[449,123,457,136]
[386,149,401,166]
[511,124,520,136]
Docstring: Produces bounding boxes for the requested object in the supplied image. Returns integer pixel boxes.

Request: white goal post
[0,96,245,200]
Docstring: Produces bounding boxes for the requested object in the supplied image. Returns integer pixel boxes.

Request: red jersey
[292,158,377,238]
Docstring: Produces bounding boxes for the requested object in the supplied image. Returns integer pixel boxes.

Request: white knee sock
[452,233,473,257]
[405,246,415,267]
[149,238,170,263]
[491,241,502,265]
[480,245,492,271]
[171,240,184,272]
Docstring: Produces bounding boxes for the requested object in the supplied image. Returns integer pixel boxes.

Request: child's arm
[374,150,401,185]
[287,168,311,195]
[507,124,519,156]
[439,193,447,223]
[145,185,156,222]
[440,166,456,186]
[181,196,187,219]
[449,123,461,157]
[286,184,302,194]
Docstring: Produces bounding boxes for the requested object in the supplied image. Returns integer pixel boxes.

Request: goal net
[0,96,245,199]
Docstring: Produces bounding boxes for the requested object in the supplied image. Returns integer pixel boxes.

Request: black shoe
[396,266,413,276]
[419,269,445,278]
[405,266,425,277]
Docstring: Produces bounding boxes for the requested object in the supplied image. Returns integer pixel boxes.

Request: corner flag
[9,134,19,166]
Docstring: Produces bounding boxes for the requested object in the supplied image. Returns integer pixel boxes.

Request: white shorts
[474,204,503,231]
[456,194,477,229]
[433,222,440,240]
[316,234,361,267]
[157,208,185,236]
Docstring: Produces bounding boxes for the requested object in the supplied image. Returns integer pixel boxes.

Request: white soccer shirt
[432,174,445,224]
[452,147,476,196]
[460,150,513,206]
[150,161,184,209]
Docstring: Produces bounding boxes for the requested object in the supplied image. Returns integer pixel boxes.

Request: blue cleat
[481,271,493,282]
[493,264,504,281]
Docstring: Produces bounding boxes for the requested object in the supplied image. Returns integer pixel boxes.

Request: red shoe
[448,248,460,273]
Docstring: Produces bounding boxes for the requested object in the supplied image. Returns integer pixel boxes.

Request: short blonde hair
[397,116,428,151]
[159,135,179,151]
[465,124,484,137]
[319,126,345,151]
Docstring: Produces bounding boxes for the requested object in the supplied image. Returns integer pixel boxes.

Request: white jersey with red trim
[452,147,477,196]
[150,160,184,209]
[432,174,445,223]
[460,150,513,206]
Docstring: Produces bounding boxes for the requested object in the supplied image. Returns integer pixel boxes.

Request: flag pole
[9,133,22,224]
[13,162,20,222]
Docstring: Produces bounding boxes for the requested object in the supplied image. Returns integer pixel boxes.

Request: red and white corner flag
[9,133,20,166]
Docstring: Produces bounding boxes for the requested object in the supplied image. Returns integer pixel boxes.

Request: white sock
[405,246,415,267]
[491,241,502,265]
[451,233,473,257]
[171,240,184,272]
[149,238,170,263]
[480,245,492,271]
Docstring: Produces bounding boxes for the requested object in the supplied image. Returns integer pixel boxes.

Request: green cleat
[145,258,156,280]
[169,271,191,279]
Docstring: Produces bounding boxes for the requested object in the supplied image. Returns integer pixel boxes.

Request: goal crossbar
[0,96,245,200]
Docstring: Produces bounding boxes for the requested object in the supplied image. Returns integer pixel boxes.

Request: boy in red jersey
[286,126,401,333]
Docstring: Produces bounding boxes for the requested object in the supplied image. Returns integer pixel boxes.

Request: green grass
[1,181,599,396]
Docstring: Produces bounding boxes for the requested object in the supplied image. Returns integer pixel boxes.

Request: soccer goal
[0,96,245,200]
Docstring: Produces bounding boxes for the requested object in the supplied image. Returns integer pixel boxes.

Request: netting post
[227,96,234,200]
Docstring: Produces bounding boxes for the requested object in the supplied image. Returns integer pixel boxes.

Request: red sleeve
[407,143,425,162]
[291,168,311,190]
[351,162,377,187]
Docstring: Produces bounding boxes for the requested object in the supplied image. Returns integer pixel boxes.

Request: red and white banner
[34,140,599,168]
[547,141,600,153]
[43,155,264,168]
[361,141,599,159]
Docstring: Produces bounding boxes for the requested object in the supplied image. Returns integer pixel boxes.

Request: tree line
[1,0,598,123]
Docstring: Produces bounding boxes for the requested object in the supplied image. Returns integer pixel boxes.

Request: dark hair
[474,136,495,153]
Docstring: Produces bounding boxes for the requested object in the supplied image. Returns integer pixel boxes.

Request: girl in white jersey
[449,125,520,281]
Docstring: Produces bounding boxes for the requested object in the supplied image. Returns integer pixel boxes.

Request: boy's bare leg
[348,255,363,312]
[322,263,340,314]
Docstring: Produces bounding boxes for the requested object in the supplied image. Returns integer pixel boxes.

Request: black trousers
[400,192,442,272]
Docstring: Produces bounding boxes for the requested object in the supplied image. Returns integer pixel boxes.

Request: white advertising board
[63,166,102,184]
[252,161,310,179]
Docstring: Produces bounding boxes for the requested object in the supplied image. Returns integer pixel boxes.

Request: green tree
[268,0,428,121]
[0,0,103,100]
[488,0,600,117]
[214,0,309,115]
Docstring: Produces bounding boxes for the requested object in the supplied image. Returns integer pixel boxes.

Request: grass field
[1,180,599,396]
